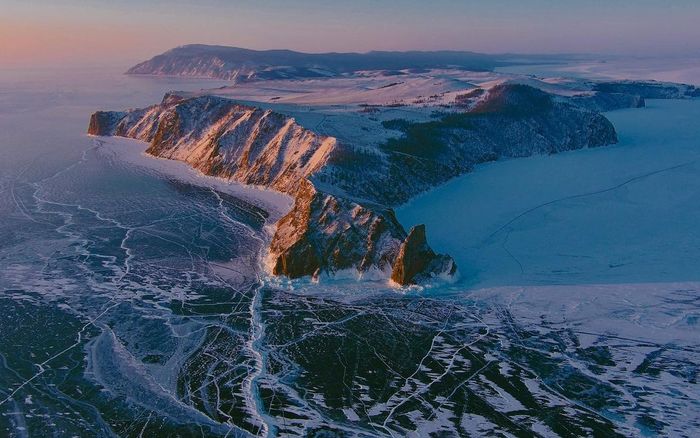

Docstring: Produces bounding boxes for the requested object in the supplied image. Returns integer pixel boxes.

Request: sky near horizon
[2,0,700,67]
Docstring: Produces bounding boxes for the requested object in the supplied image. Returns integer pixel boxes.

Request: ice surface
[397,99,700,288]
[2,64,699,437]
[389,97,700,435]
[95,137,293,223]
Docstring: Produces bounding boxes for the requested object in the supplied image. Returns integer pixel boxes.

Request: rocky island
[90,46,697,285]
[89,91,615,284]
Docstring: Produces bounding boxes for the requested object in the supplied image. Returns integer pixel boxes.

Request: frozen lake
[395,98,700,435]
[398,99,700,288]
[0,67,272,436]
[1,66,698,436]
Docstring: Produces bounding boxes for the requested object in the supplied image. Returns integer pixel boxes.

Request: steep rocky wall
[88,95,454,284]
[90,94,336,194]
[271,180,410,280]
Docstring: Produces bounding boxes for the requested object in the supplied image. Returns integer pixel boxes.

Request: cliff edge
[89,84,619,285]
[88,94,454,284]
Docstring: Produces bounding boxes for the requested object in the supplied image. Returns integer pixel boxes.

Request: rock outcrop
[269,180,411,280]
[88,94,454,284]
[89,94,336,192]
[391,225,456,285]
[89,83,620,285]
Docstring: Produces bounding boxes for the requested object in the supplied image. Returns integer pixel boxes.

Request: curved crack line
[484,160,698,244]
[501,229,525,275]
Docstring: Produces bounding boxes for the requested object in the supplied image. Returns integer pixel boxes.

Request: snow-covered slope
[314,84,618,205]
[88,83,620,285]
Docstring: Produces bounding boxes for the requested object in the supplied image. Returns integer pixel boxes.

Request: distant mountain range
[126,44,500,81]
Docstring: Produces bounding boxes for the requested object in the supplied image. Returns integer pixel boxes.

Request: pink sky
[3,1,700,68]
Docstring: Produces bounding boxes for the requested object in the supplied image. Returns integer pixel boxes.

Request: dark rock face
[270,181,408,279]
[88,111,127,136]
[391,225,456,285]
[570,92,645,112]
[593,81,700,99]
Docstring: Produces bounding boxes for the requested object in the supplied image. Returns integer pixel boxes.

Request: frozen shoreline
[92,136,294,224]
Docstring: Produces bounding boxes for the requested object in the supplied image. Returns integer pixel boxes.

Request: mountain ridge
[126,44,499,81]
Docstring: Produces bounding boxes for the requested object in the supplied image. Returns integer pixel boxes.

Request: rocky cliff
[89,93,453,284]
[267,180,456,283]
[89,84,618,285]
[391,225,456,285]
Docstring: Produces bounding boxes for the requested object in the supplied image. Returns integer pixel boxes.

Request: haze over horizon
[2,0,700,68]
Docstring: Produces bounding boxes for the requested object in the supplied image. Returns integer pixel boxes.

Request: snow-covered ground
[171,68,599,149]
[209,69,491,106]
[469,281,699,348]
[397,98,700,288]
